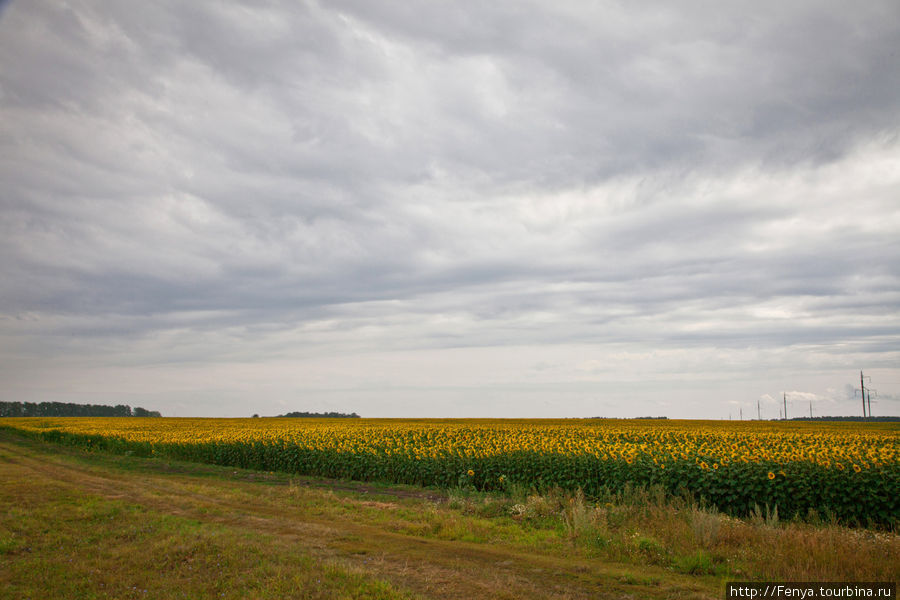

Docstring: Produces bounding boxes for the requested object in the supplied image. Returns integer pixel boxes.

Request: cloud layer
[1,0,898,417]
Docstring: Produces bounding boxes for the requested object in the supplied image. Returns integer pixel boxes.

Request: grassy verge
[0,446,414,600]
[444,484,899,581]
[1,430,897,600]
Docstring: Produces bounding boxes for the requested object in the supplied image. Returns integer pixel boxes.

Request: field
[1,425,899,600]
[1,417,897,526]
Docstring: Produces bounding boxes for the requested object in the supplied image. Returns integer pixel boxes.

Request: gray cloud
[1,0,898,416]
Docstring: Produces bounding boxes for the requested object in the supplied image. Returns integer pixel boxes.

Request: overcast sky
[1,0,898,418]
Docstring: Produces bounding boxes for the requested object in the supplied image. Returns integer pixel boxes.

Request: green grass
[0,461,414,599]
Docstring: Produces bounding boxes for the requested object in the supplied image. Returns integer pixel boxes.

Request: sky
[1,0,898,419]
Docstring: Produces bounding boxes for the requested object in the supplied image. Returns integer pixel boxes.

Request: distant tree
[275,411,360,418]
[132,407,161,417]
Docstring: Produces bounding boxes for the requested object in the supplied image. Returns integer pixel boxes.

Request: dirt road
[0,431,719,599]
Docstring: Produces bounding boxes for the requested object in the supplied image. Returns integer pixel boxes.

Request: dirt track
[0,432,719,599]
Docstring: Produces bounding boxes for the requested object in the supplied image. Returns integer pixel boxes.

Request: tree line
[265,411,360,418]
[0,401,161,418]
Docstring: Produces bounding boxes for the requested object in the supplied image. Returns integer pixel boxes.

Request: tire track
[0,435,718,600]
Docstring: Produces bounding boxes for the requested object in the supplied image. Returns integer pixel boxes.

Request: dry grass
[715,516,900,581]
[689,506,721,549]
[473,482,899,582]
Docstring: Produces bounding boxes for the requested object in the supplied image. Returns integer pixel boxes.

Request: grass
[427,481,899,582]
[1,430,898,600]
[0,455,414,599]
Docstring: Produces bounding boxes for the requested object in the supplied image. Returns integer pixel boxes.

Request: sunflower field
[2,417,897,526]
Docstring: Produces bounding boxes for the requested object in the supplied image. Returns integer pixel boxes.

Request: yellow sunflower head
[467,469,474,477]
[767,471,775,480]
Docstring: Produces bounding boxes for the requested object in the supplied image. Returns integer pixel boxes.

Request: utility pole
[740,407,743,420]
[809,399,812,419]
[858,371,877,419]
[783,392,787,421]
[757,398,761,420]
[861,371,867,418]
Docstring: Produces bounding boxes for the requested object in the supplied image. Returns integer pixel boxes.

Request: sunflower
[767,472,776,480]
[467,469,474,477]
